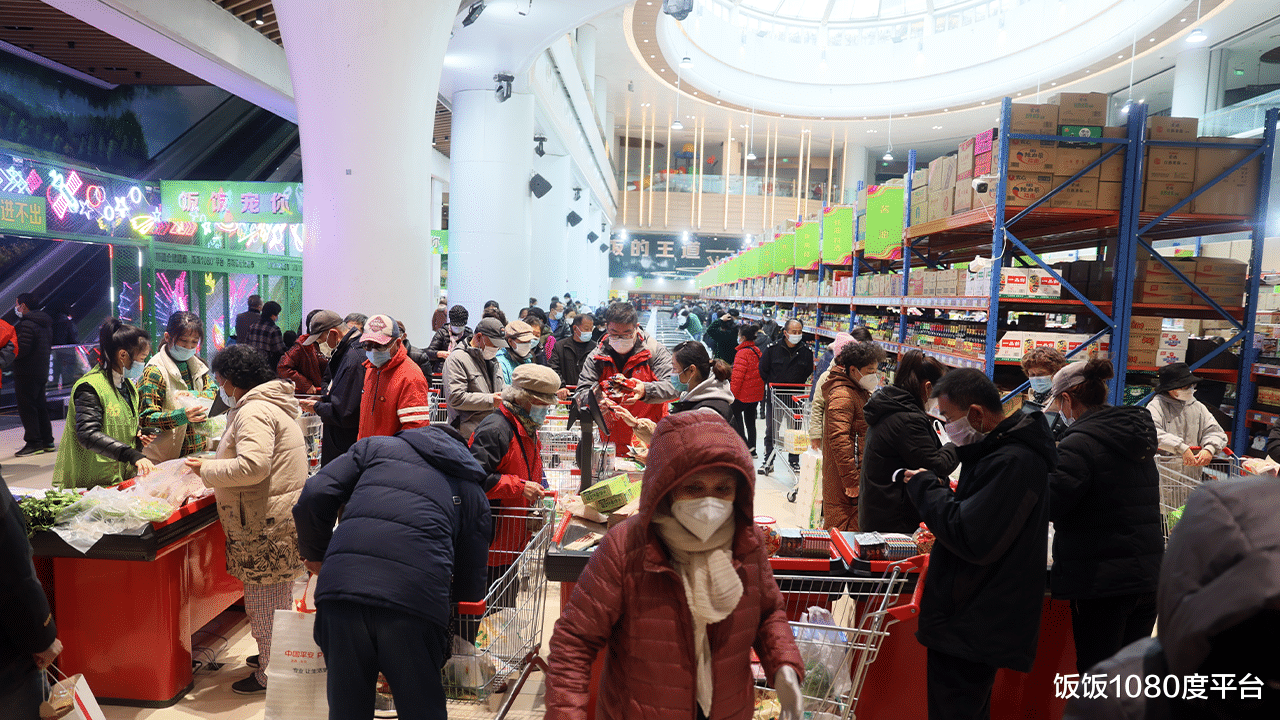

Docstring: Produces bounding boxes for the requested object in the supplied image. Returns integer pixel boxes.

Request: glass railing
[1200,88,1280,137]
[622,174,802,197]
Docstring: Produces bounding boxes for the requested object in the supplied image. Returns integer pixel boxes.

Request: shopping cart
[763,382,813,501]
[1155,447,1245,538]
[771,555,927,720]
[442,503,555,718]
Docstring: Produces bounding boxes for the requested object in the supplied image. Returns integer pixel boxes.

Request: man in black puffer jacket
[1,475,62,716]
[903,369,1054,719]
[293,424,492,720]
[1046,359,1163,675]
[860,382,958,535]
[13,293,54,456]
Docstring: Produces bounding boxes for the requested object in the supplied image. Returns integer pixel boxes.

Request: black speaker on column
[567,211,583,226]
[529,174,552,198]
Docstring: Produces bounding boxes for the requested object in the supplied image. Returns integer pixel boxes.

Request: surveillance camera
[971,174,997,194]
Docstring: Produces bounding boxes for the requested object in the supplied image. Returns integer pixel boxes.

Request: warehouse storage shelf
[1246,409,1279,426]
[1251,364,1280,379]
[850,295,1246,321]
[989,357,1242,381]
[905,207,1252,250]
[874,340,987,370]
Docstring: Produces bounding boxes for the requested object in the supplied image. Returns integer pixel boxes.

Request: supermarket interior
[3,0,1280,719]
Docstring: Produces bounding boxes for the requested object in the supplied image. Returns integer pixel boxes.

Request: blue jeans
[314,600,449,720]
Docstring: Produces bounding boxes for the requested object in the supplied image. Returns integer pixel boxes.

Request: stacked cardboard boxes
[1127,316,1187,366]
[927,155,957,222]
[1191,257,1246,307]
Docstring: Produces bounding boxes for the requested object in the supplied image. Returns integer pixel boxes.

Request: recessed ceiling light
[1051,82,1057,86]
[866,129,877,133]
[659,68,665,72]
[1186,29,1207,44]
[1017,92,1022,96]
[933,125,942,130]
[1181,17,1186,22]
[943,109,948,112]
[1086,69,1091,73]
[981,101,986,105]
[650,55,655,58]
[1118,55,1124,59]
[644,39,649,42]
[1149,38,1156,42]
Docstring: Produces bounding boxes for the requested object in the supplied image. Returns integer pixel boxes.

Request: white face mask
[450,324,465,334]
[858,373,880,393]
[481,344,501,360]
[1028,375,1054,394]
[317,336,336,359]
[1170,387,1196,403]
[510,340,533,358]
[610,336,634,354]
[671,497,735,542]
[944,413,987,446]
[786,333,804,346]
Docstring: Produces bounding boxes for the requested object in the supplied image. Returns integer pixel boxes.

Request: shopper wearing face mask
[1044,359,1163,676]
[467,364,558,607]
[898,368,1054,720]
[183,345,307,696]
[806,331,855,453]
[819,341,885,532]
[425,305,472,377]
[297,310,365,466]
[138,311,215,462]
[859,350,957,535]
[759,319,816,475]
[52,319,157,489]
[443,317,508,438]
[573,302,679,454]
[431,296,448,332]
[354,314,431,440]
[1020,347,1069,438]
[1147,362,1227,467]
[550,313,595,394]
[546,411,805,720]
[496,319,543,386]
[12,293,55,457]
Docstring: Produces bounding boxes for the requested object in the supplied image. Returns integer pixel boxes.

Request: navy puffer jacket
[293,426,493,628]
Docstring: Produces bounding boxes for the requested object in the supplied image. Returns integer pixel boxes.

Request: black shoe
[749,449,758,458]
[789,463,802,474]
[231,673,266,695]
[757,466,773,475]
[43,444,56,453]
[14,444,43,457]
[245,654,260,669]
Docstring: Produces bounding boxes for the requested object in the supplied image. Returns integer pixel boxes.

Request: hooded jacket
[277,335,325,394]
[904,409,1055,672]
[468,402,544,565]
[200,379,307,585]
[821,365,871,531]
[730,341,765,403]
[294,426,492,629]
[545,412,803,720]
[313,327,366,465]
[1,477,57,696]
[1050,405,1163,600]
[758,337,814,387]
[671,376,735,422]
[13,309,51,378]
[1147,393,1228,459]
[859,385,959,535]
[1063,476,1280,720]
[358,344,431,440]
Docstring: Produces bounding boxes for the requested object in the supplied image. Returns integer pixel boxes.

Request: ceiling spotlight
[255,9,265,25]
[883,151,894,161]
[746,151,757,160]
[462,1,485,27]
[680,56,693,68]
[671,119,684,130]
[1186,29,1207,43]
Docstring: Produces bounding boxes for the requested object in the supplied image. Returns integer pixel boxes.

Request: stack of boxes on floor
[907,93,1263,222]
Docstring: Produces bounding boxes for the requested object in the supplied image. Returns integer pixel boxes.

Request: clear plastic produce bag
[792,606,853,702]
[52,486,176,553]
[132,459,213,507]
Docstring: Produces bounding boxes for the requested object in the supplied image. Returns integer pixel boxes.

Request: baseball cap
[359,314,401,345]
[1045,361,1089,413]
[302,310,344,344]
[475,317,505,340]
[505,319,536,342]
[511,364,561,404]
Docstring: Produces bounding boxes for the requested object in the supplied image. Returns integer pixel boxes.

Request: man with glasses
[574,302,678,453]
[355,314,431,440]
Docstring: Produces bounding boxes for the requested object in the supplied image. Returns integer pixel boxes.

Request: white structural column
[587,205,610,303]
[1172,47,1228,120]
[594,76,609,131]
[577,25,598,96]
[448,89,537,317]
[273,0,455,334]
[429,178,447,308]
[842,144,869,205]
[530,154,572,305]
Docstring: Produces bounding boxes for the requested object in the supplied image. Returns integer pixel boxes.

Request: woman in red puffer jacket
[545,412,803,720]
[729,323,765,457]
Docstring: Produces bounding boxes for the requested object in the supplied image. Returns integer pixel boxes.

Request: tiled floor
[8,413,805,719]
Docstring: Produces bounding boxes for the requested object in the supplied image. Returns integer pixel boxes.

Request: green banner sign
[864,187,904,261]
[795,220,820,270]
[822,206,854,265]
[431,230,448,254]
[773,233,796,275]
[0,191,45,234]
[161,181,303,224]
[151,246,302,277]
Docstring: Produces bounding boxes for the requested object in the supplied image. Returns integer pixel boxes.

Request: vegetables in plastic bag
[132,458,212,507]
[792,606,852,701]
[18,489,80,538]
[52,486,177,553]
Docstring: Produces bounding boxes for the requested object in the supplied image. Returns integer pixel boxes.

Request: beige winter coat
[1147,392,1228,460]
[201,379,307,586]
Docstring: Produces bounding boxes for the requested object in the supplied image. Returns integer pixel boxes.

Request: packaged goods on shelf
[957,138,976,181]
[954,183,974,213]
[928,187,954,221]
[1009,103,1059,133]
[1059,126,1104,148]
[1097,181,1123,211]
[1100,127,1127,181]
[1008,139,1057,173]
[1143,180,1194,213]
[1146,145,1197,183]
[1005,173,1056,207]
[1147,116,1199,141]
[1049,176,1100,209]
[1256,386,1280,408]
[1050,93,1107,125]
[975,127,996,155]
[996,332,1025,360]
[1056,147,1102,178]
[912,168,928,190]
[928,155,958,193]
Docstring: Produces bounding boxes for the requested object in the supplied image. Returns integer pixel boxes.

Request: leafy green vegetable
[18,490,81,538]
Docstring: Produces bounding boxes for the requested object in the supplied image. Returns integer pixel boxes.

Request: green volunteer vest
[53,368,140,489]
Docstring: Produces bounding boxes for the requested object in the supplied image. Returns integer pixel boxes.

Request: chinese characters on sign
[161,181,303,224]
[1054,673,1266,702]
[0,151,159,241]
[609,232,741,278]
[0,192,46,234]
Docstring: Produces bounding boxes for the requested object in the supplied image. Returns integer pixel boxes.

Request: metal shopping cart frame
[772,554,927,720]
[1155,448,1245,538]
[443,504,555,718]
[762,382,812,501]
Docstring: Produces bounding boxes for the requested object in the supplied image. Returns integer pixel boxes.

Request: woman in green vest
[138,311,213,462]
[53,319,156,489]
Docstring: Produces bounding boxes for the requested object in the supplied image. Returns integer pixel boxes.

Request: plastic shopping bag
[265,577,327,720]
[41,669,106,720]
[792,606,853,702]
[442,634,498,692]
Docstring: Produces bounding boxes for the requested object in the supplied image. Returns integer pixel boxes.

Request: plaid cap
[302,310,343,345]
[359,314,401,345]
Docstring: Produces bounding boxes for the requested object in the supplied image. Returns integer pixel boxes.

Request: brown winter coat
[200,379,307,586]
[545,411,803,720]
[822,365,871,532]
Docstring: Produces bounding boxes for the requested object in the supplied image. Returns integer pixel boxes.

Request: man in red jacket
[357,314,431,439]
[573,302,678,453]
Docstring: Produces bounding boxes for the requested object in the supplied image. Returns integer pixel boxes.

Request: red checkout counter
[546,530,1076,719]
[32,494,244,707]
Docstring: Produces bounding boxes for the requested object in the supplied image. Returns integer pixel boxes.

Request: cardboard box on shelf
[1009,104,1059,133]
[1135,258,1196,283]
[1008,139,1057,173]
[1135,282,1193,305]
[1191,137,1263,216]
[912,168,929,190]
[1192,284,1244,307]
[1049,176,1099,209]
[1256,386,1280,408]
[911,186,929,210]
[908,274,924,296]
[1000,267,1030,297]
[973,151,993,178]
[911,201,928,226]
[1056,147,1102,178]
[927,190,953,222]
[1005,173,1055,207]
[954,183,973,213]
[975,128,996,155]
[1157,347,1188,366]
[1028,268,1063,298]
[1143,181,1193,213]
[1194,257,1247,284]
[1129,316,1164,334]
[1097,181,1123,211]
[1160,331,1190,351]
[996,332,1025,360]
[1051,93,1107,125]
[1099,127,1128,182]
[1146,116,1199,142]
[957,138,976,181]
[1146,146,1197,183]
[928,155,959,194]
[1131,333,1162,354]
